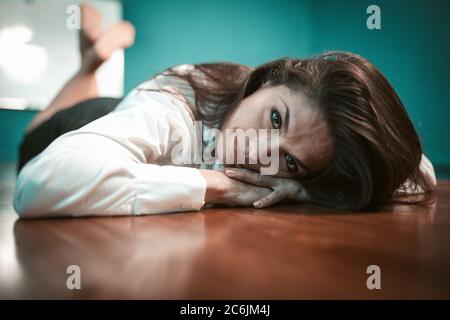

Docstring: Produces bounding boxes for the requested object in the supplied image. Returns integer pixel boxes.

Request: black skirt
[17,97,122,174]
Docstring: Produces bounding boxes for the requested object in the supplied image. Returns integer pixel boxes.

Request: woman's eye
[270,108,282,129]
[285,154,298,172]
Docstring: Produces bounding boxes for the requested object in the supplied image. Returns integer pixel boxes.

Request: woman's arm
[14,90,207,218]
[14,138,207,218]
[199,169,272,206]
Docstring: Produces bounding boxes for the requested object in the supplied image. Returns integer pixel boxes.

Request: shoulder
[419,153,436,186]
[395,153,437,195]
[169,63,196,74]
[135,63,198,91]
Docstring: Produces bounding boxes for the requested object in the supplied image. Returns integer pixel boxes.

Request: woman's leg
[25,4,135,133]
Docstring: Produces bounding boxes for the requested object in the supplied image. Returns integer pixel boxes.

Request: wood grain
[0,162,449,299]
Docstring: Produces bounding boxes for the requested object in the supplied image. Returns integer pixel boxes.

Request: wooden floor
[0,162,449,299]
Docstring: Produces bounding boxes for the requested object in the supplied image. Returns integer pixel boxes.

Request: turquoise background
[1,0,449,177]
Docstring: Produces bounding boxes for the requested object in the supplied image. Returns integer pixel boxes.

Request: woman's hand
[199,169,273,207]
[223,168,310,208]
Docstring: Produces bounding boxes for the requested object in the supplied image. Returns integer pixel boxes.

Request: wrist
[199,169,227,204]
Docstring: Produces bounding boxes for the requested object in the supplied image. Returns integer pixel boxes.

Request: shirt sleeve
[395,153,437,195]
[13,89,206,218]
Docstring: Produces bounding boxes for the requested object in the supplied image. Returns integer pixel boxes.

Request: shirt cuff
[132,164,207,215]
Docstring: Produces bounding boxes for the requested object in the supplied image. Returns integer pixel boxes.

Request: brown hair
[149,51,436,211]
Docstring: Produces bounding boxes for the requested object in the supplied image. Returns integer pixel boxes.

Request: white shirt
[14,64,210,218]
[13,64,437,218]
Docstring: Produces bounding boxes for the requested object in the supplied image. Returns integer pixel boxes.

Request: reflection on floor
[0,162,449,299]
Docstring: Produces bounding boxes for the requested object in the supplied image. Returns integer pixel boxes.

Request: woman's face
[217,84,334,178]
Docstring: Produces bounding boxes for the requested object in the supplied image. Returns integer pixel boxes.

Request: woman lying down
[13,5,436,218]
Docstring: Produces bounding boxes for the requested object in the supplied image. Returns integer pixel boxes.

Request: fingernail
[225,169,234,175]
[253,201,261,207]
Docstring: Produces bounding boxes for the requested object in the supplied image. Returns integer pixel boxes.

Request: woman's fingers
[287,181,310,202]
[224,168,276,187]
[253,189,286,208]
[223,168,310,207]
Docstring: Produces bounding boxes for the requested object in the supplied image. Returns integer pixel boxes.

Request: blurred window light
[0,25,48,85]
[0,0,123,110]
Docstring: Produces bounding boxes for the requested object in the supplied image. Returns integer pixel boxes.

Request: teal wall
[123,0,313,91]
[0,110,36,162]
[1,0,449,178]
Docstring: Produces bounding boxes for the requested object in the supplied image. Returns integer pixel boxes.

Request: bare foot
[79,4,102,55]
[81,21,135,73]
[26,5,135,133]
